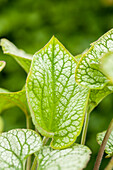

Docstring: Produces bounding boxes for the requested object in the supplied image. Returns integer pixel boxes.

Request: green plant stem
[43,136,49,145]
[31,156,37,170]
[26,114,31,169]
[26,156,31,170]
[81,111,89,145]
[23,160,26,170]
[105,157,113,170]
[93,119,113,170]
[32,137,49,170]
[26,115,30,129]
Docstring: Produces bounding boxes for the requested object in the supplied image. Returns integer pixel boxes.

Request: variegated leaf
[26,36,90,149]
[36,144,91,170]
[0,129,42,169]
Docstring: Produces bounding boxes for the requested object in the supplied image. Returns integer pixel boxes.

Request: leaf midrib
[48,38,55,130]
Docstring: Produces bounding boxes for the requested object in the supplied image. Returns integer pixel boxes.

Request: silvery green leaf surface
[75,29,113,89]
[0,88,28,115]
[97,130,113,158]
[1,38,32,73]
[101,52,113,83]
[0,129,42,169]
[36,144,91,170]
[0,61,6,72]
[26,36,90,149]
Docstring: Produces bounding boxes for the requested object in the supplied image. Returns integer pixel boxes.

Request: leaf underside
[75,28,113,89]
[0,129,42,170]
[97,130,113,158]
[0,88,28,115]
[88,86,113,113]
[0,61,6,72]
[36,144,91,170]
[1,38,32,73]
[26,36,90,149]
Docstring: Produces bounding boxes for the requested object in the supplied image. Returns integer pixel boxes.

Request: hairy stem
[93,119,113,170]
[105,157,113,170]
[81,111,89,145]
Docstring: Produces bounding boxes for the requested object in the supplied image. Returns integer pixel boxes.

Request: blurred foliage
[0,0,113,169]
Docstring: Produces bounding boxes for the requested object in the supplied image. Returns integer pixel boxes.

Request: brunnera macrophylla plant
[1,29,113,169]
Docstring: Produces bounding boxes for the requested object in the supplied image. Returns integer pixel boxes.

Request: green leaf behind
[0,88,28,115]
[75,28,113,89]
[1,38,32,73]
[88,86,113,113]
[75,53,113,113]
[101,52,113,83]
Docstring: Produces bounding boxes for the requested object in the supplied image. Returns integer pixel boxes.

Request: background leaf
[74,53,113,114]
[0,88,28,115]
[101,52,113,83]
[36,144,91,170]
[0,61,6,72]
[97,130,113,158]
[26,36,90,149]
[74,53,113,113]
[75,28,113,89]
[0,129,42,169]
[88,86,113,113]
[1,39,32,73]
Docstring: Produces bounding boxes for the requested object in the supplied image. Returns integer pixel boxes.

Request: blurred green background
[0,0,113,169]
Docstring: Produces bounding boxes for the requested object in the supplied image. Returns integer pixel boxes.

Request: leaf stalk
[31,156,37,170]
[42,136,49,146]
[81,111,89,145]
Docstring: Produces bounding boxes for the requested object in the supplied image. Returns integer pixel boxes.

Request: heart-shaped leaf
[0,129,42,169]
[26,36,90,149]
[101,52,113,83]
[0,88,28,115]
[75,28,113,89]
[1,39,32,73]
[97,130,113,158]
[36,144,91,170]
[0,61,6,72]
